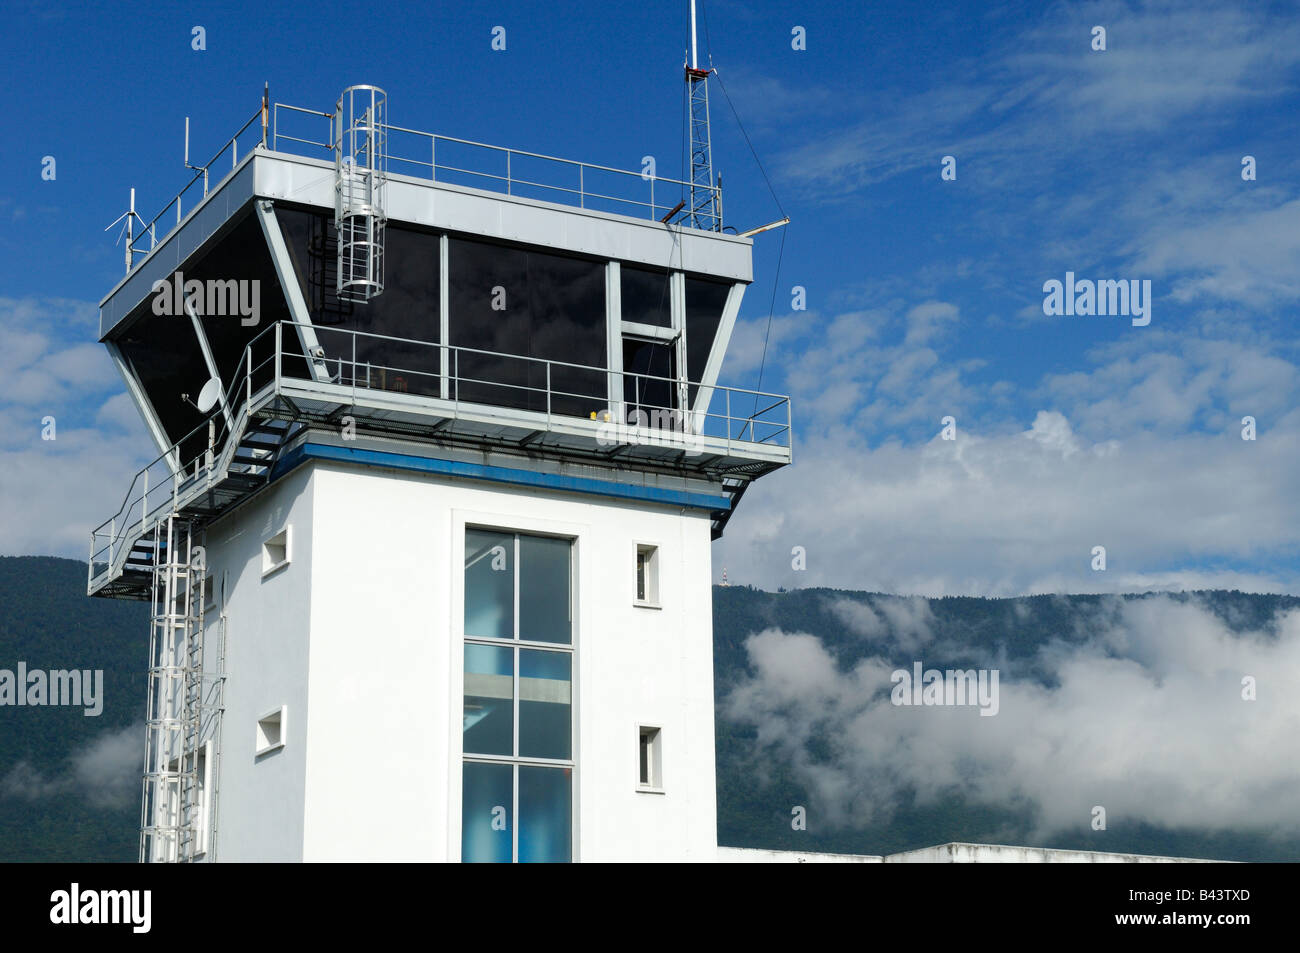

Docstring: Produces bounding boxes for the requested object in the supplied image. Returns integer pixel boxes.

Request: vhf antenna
[104,188,146,272]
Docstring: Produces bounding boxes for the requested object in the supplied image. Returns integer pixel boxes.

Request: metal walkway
[90,322,791,599]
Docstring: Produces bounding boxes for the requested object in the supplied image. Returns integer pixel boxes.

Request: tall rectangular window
[463,528,574,862]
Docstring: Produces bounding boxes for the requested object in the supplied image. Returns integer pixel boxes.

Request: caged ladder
[333,85,388,302]
[139,514,222,863]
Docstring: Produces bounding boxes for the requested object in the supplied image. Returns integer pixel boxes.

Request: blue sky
[2,0,1299,596]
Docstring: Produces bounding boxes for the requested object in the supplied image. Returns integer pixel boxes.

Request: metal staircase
[92,413,298,600]
[131,421,297,860]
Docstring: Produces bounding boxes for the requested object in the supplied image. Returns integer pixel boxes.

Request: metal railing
[125,104,269,267]
[88,332,280,592]
[117,89,724,275]
[272,102,718,226]
[89,321,789,593]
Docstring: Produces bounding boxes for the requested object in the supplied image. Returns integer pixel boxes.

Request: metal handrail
[273,104,714,217]
[89,321,788,591]
[122,93,722,278]
[126,107,267,265]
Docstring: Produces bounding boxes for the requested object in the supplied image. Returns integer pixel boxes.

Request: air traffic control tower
[88,85,791,862]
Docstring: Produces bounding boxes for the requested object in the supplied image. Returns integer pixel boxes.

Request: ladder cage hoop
[333,86,388,302]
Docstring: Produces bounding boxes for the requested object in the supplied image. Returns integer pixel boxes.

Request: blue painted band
[271,442,731,511]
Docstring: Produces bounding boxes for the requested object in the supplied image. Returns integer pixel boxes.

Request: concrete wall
[718,847,883,863]
[205,457,719,861]
[881,843,1217,863]
[716,843,1215,863]
[202,465,315,861]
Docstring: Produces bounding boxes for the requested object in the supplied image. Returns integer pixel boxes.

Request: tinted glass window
[114,210,298,460]
[461,762,513,863]
[623,338,677,416]
[449,238,606,417]
[621,265,672,328]
[463,643,514,756]
[518,766,572,862]
[277,206,441,398]
[464,529,514,640]
[685,276,730,404]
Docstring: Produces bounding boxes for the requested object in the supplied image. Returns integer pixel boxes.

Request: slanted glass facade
[278,206,443,398]
[106,199,739,463]
[114,210,295,462]
[447,237,607,417]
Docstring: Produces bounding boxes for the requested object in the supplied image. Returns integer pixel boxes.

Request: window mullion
[513,534,521,864]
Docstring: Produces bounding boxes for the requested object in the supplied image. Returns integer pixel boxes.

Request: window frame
[459,520,579,863]
[261,526,291,577]
[634,541,661,608]
[637,725,664,794]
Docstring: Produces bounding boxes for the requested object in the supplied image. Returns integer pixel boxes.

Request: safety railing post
[787,397,793,459]
[275,322,282,391]
[726,389,732,454]
[546,362,552,429]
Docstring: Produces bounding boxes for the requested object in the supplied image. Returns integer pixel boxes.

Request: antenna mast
[104,188,146,272]
[685,0,719,230]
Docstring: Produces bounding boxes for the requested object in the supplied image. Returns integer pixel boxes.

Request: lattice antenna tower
[686,0,720,231]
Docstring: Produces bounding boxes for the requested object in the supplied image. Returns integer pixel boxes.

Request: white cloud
[724,597,1300,839]
[1,722,141,810]
[716,284,1300,597]
[0,297,152,557]
[831,595,936,653]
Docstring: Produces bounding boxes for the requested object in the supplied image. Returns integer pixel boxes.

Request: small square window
[256,706,286,755]
[262,527,291,576]
[638,726,663,791]
[635,544,660,607]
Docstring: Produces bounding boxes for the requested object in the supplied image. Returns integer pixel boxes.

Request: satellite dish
[196,377,223,414]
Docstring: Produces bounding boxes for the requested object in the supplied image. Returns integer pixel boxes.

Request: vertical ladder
[334,85,387,302]
[139,515,207,863]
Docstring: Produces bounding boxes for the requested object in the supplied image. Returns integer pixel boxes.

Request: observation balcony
[89,321,791,599]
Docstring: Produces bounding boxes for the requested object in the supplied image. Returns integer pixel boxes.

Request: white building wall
[881,843,1217,863]
[718,847,883,863]
[715,844,1215,863]
[201,465,315,861]
[299,464,451,861]
[206,457,720,861]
